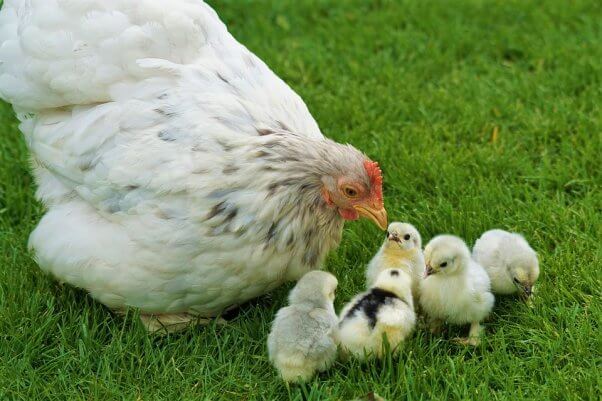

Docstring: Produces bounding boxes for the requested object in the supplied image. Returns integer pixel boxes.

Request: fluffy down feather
[267,271,338,382]
[472,229,539,297]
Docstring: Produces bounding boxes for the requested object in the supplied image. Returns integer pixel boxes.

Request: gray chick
[267,271,338,382]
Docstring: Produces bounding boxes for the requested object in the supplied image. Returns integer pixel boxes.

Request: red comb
[364,160,384,204]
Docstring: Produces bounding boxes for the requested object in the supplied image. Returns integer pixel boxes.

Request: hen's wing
[2,0,325,219]
[0,0,322,139]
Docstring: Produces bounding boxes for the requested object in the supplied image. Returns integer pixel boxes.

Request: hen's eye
[440,262,448,268]
[343,187,358,197]
[404,234,411,240]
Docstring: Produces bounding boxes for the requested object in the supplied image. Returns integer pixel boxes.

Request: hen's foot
[140,313,226,334]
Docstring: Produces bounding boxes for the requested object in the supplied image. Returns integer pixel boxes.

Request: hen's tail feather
[0,0,226,110]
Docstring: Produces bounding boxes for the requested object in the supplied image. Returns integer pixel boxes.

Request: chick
[419,235,494,346]
[366,222,425,302]
[339,269,416,359]
[472,229,539,298]
[267,271,339,382]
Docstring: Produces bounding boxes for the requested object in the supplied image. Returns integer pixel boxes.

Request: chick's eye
[343,186,359,197]
[404,234,411,240]
[385,231,390,237]
[440,262,448,268]
[513,278,520,284]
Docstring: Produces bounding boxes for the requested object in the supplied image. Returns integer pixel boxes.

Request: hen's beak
[355,204,388,230]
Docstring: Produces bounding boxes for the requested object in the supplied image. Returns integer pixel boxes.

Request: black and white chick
[419,235,495,346]
[267,271,339,382]
[339,269,416,359]
[365,222,425,302]
[472,229,539,298]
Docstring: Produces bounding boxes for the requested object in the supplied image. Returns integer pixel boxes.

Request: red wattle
[339,208,359,221]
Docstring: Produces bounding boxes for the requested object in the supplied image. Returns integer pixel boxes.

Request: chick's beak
[425,264,435,277]
[522,284,533,297]
[354,203,388,231]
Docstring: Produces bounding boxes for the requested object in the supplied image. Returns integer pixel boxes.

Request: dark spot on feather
[158,93,168,100]
[125,185,139,191]
[107,204,120,214]
[224,208,238,223]
[192,144,205,152]
[304,229,316,244]
[223,165,239,174]
[79,160,96,172]
[343,288,400,329]
[205,201,227,221]
[154,108,175,117]
[302,251,318,267]
[217,139,233,152]
[155,210,170,220]
[192,168,210,174]
[262,165,276,172]
[256,150,270,158]
[267,183,278,197]
[257,128,275,136]
[216,72,229,84]
[265,222,278,245]
[286,233,295,247]
[158,130,176,142]
[264,141,279,149]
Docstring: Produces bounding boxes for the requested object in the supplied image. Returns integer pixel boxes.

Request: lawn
[0,0,600,400]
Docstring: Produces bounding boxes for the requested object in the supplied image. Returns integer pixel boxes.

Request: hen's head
[320,158,387,230]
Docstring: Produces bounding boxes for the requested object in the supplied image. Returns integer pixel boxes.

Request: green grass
[1,0,600,400]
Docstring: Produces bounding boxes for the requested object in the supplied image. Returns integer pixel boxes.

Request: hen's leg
[140,313,227,334]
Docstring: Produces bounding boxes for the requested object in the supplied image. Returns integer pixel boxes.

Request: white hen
[0,0,388,331]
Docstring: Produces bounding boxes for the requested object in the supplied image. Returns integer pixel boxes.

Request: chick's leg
[454,322,482,346]
[428,318,444,334]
